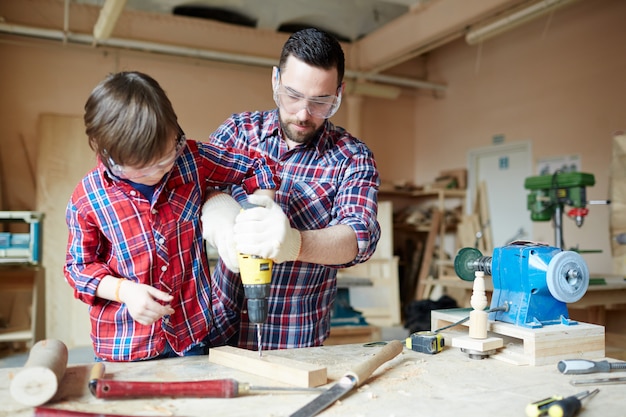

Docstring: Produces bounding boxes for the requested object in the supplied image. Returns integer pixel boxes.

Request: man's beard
[279,115,324,145]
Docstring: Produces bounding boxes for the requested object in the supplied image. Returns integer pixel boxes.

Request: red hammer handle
[95,378,239,399]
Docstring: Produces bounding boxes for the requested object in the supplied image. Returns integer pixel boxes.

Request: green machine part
[524,172,595,222]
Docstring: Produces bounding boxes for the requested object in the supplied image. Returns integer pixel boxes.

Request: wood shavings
[366,391,378,399]
[139,404,175,416]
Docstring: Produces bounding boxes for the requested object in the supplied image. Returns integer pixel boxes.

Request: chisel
[289,340,403,417]
[88,363,322,399]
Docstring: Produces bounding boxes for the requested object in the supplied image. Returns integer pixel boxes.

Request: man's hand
[201,192,241,272]
[234,194,301,263]
[117,281,175,326]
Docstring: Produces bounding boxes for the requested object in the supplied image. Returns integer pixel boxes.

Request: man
[202,27,380,350]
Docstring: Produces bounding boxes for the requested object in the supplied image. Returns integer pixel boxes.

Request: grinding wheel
[546,251,590,303]
[454,247,483,282]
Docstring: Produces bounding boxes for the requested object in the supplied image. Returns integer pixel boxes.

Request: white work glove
[234,194,302,264]
[201,192,241,273]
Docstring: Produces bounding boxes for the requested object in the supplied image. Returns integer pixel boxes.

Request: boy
[64,71,277,361]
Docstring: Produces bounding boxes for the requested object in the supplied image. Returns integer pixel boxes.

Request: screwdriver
[557,359,626,374]
[547,389,599,417]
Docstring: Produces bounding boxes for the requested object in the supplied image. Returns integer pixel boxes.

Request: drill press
[524,171,607,249]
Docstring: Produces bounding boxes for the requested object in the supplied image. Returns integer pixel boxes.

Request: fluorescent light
[466,0,580,45]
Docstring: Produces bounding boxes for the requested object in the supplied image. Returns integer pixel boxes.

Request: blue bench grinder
[454,241,589,328]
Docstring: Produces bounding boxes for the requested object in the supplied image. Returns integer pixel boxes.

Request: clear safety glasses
[273,73,342,119]
[107,133,187,180]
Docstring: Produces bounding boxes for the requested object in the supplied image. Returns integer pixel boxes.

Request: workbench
[1,342,624,416]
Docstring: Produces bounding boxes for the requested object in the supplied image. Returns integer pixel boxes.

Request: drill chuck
[244,284,270,324]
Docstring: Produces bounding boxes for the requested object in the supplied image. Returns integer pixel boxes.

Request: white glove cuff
[201,192,241,247]
[276,228,302,264]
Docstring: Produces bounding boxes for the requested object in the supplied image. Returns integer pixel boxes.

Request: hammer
[10,339,69,406]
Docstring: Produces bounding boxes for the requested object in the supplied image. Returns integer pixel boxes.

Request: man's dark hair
[278,28,345,85]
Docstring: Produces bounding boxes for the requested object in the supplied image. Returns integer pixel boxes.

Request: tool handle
[525,395,563,417]
[547,397,581,417]
[346,340,403,386]
[10,339,69,406]
[558,359,609,374]
[95,378,240,399]
[89,362,105,381]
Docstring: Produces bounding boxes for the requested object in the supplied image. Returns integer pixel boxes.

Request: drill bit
[256,323,263,357]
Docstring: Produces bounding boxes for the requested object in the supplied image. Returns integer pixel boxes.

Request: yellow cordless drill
[238,201,273,357]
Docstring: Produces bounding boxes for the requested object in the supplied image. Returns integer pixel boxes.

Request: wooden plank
[414,208,441,300]
[477,181,493,253]
[208,346,327,387]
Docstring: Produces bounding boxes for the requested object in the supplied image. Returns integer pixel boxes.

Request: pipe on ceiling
[0,22,447,93]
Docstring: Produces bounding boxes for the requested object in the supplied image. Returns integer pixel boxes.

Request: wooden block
[208,346,327,387]
[432,309,605,366]
[451,335,504,352]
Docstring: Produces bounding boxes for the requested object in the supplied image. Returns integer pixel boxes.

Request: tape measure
[405,331,444,354]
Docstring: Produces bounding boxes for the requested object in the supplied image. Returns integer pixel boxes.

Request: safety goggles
[107,133,187,180]
[273,72,342,119]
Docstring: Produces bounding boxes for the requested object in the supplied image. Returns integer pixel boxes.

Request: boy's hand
[234,194,301,263]
[201,192,241,272]
[118,281,175,326]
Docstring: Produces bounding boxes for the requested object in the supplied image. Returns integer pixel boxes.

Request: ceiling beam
[93,0,127,42]
[353,0,529,72]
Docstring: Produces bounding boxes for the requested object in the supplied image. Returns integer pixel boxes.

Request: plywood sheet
[610,133,626,273]
[36,114,94,347]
